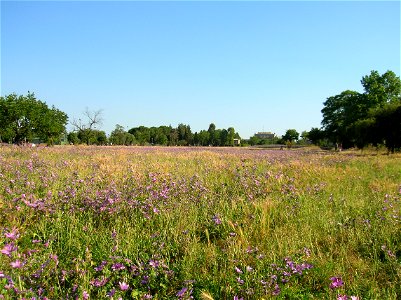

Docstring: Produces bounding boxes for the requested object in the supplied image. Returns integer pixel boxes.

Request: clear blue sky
[1,1,400,138]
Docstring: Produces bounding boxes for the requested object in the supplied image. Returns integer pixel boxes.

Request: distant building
[255,132,276,139]
[233,138,241,146]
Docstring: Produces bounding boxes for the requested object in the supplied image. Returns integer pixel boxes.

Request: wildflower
[237,277,244,285]
[337,295,348,300]
[111,263,125,271]
[303,247,311,258]
[4,228,19,240]
[235,266,243,274]
[141,275,149,285]
[212,215,222,225]
[350,296,360,300]
[246,266,253,272]
[94,261,107,272]
[149,259,159,268]
[119,281,129,291]
[10,260,23,268]
[176,287,187,297]
[106,289,116,297]
[1,243,17,257]
[82,291,89,299]
[272,284,280,296]
[234,296,244,300]
[329,277,344,289]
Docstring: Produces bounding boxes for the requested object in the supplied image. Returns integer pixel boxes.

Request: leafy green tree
[0,93,68,144]
[282,129,299,143]
[220,129,228,146]
[361,70,401,105]
[197,130,210,146]
[371,102,401,153]
[321,70,401,149]
[321,90,362,147]
[307,127,325,145]
[227,127,236,146]
[110,124,135,145]
[67,132,80,145]
[207,123,217,146]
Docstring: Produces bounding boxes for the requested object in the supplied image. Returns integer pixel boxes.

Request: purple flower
[212,215,222,225]
[1,243,17,257]
[337,295,348,300]
[272,284,281,296]
[10,260,23,269]
[119,281,129,291]
[111,263,125,271]
[106,289,116,297]
[141,275,149,285]
[94,260,107,271]
[246,266,253,272]
[234,296,244,300]
[237,277,244,285]
[4,228,19,240]
[82,291,89,300]
[176,287,188,297]
[329,277,344,289]
[235,266,243,274]
[149,259,159,268]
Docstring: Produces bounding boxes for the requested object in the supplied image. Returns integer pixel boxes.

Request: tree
[282,129,299,143]
[227,127,236,146]
[361,70,401,106]
[71,108,103,145]
[109,124,135,145]
[207,123,217,146]
[67,132,80,145]
[321,90,362,147]
[307,127,325,145]
[197,130,210,146]
[0,93,68,144]
[321,70,401,149]
[371,102,401,153]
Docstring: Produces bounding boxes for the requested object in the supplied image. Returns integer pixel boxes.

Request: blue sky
[1,1,400,138]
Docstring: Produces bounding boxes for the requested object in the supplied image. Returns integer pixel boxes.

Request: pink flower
[329,277,344,289]
[119,281,129,291]
[4,228,19,240]
[1,243,17,256]
[10,260,23,268]
[82,290,89,299]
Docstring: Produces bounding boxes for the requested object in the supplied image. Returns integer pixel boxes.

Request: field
[0,146,400,299]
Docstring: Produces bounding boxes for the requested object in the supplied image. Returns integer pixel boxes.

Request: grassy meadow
[0,146,400,299]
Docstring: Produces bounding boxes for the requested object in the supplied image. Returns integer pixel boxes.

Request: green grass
[0,146,400,299]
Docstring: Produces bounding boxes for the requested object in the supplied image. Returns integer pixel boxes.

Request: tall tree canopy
[321,70,401,150]
[0,93,68,144]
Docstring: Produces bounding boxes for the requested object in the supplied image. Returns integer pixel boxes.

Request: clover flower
[329,277,344,289]
[10,260,23,269]
[1,243,17,257]
[119,281,129,291]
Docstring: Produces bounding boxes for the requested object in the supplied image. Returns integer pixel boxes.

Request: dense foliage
[1,146,400,299]
[0,93,68,144]
[318,70,401,152]
[126,123,241,147]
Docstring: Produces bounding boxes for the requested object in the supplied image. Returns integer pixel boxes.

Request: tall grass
[0,146,400,299]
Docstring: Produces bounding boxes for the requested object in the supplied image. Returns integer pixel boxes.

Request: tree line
[2,69,400,151]
[68,123,241,147]
[307,70,401,153]
[0,93,241,147]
